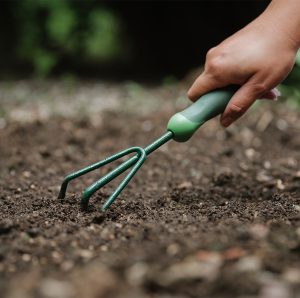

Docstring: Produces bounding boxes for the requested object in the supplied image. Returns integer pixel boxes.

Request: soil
[1,94,300,298]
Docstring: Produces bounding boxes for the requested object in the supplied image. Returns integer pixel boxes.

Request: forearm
[259,0,300,49]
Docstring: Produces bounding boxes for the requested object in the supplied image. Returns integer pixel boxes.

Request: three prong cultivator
[58,88,236,211]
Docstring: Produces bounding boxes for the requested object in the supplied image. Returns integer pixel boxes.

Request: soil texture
[1,95,300,298]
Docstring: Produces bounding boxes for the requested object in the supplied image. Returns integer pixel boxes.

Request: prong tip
[101,205,108,212]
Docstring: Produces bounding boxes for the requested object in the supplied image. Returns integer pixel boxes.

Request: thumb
[220,79,268,127]
[187,72,226,102]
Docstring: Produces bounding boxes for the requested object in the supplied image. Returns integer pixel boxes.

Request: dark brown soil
[1,106,300,298]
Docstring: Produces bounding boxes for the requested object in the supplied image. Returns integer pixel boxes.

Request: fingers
[187,72,226,102]
[220,79,269,127]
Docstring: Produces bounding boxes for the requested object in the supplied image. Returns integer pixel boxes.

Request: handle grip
[167,88,236,142]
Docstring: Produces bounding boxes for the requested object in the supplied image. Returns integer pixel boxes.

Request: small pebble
[293,205,300,212]
[245,148,256,160]
[39,279,74,298]
[158,253,222,286]
[79,249,93,259]
[22,254,31,262]
[101,245,108,252]
[249,224,269,240]
[178,181,192,189]
[22,171,31,178]
[263,161,271,169]
[282,268,300,283]
[259,281,291,298]
[52,251,63,263]
[256,171,273,182]
[276,179,285,190]
[236,255,261,272]
[126,262,149,286]
[276,119,288,131]
[61,261,74,272]
[167,243,180,256]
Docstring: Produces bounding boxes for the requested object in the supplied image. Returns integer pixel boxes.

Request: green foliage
[33,49,57,77]
[85,10,121,60]
[46,3,76,46]
[162,75,178,86]
[280,49,300,108]
[15,0,124,76]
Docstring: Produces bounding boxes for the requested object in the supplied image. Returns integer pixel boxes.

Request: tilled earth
[0,85,300,298]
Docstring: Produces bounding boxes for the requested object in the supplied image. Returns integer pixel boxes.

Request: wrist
[259,0,300,49]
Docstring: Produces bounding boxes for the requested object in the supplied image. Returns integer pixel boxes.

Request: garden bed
[0,82,300,298]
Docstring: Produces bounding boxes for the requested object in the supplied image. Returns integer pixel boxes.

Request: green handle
[167,88,235,142]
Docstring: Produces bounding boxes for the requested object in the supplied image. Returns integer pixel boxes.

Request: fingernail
[267,88,281,101]
[273,88,281,97]
[272,88,281,101]
[221,117,232,127]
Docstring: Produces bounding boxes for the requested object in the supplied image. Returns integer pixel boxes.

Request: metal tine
[81,147,146,211]
[58,131,174,211]
[57,146,144,202]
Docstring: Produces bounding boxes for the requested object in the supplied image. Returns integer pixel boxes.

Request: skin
[188,0,300,127]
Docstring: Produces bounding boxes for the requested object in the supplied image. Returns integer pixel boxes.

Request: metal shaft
[144,130,173,155]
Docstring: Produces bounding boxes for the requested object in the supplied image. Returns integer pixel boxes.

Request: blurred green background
[0,0,299,105]
[0,0,269,78]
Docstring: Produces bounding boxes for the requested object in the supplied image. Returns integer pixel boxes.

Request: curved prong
[58,147,141,200]
[80,147,146,210]
[58,131,173,210]
[101,150,146,211]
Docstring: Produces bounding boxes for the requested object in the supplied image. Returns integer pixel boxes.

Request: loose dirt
[0,101,300,298]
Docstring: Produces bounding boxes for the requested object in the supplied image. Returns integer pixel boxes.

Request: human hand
[187,16,298,127]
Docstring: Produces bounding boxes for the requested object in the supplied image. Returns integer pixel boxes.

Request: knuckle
[249,82,268,95]
[205,48,228,78]
[205,57,223,76]
[227,103,243,116]
[187,89,195,100]
[206,47,216,59]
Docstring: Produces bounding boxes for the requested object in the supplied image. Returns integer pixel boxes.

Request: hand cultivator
[58,89,235,211]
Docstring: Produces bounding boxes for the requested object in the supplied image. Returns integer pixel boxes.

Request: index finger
[187,72,227,101]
